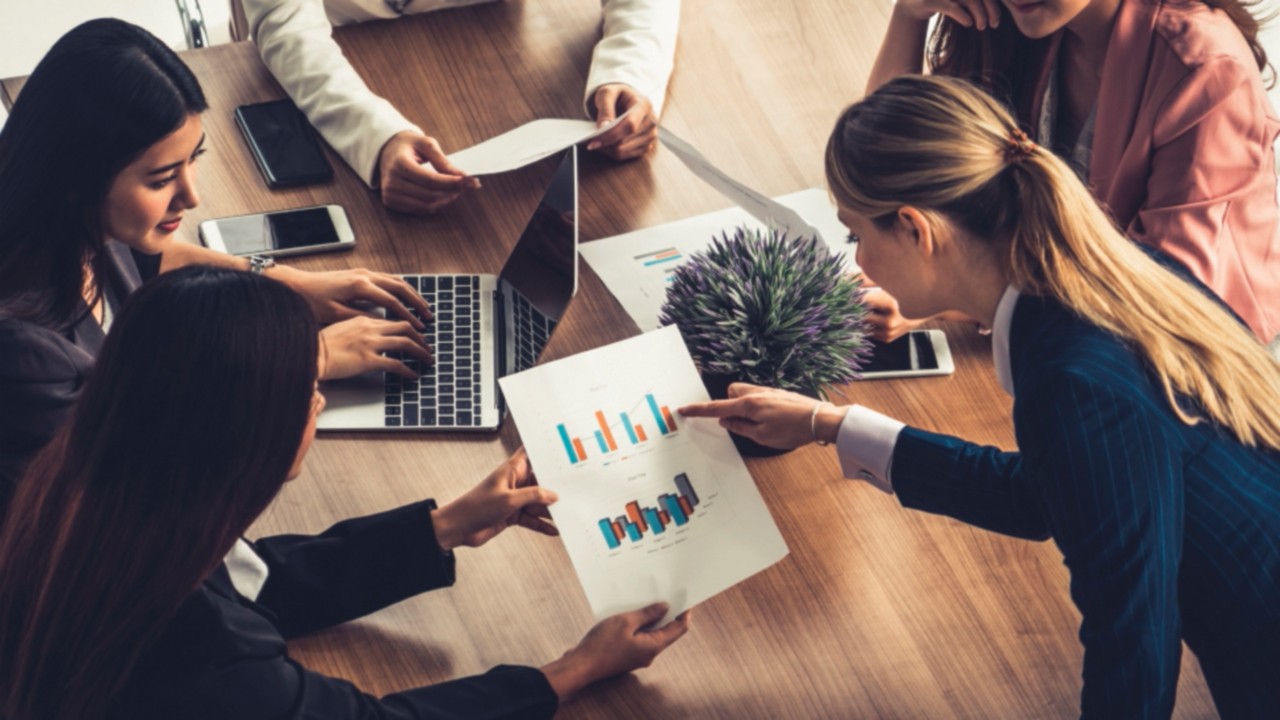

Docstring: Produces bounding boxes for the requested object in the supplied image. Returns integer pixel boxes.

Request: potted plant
[659,225,870,456]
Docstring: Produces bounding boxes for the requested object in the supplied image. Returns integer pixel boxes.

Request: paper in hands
[448,118,621,176]
[499,326,789,624]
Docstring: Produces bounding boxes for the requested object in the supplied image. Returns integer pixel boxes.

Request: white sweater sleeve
[244,0,422,187]
[585,0,682,118]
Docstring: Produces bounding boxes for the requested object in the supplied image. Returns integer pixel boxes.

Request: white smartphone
[198,204,354,257]
[857,329,955,380]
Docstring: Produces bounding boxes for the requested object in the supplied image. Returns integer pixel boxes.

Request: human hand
[377,129,481,214]
[318,317,432,380]
[863,286,929,343]
[541,603,691,700]
[269,265,432,328]
[586,84,658,160]
[679,382,847,450]
[431,448,559,552]
[893,0,1001,29]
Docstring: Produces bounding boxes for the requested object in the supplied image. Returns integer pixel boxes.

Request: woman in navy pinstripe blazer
[681,75,1280,719]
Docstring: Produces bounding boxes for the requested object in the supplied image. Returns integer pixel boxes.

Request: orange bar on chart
[572,437,587,461]
[625,501,647,532]
[595,411,618,451]
[661,406,678,431]
[610,520,624,541]
[678,496,694,516]
[635,425,647,442]
[658,509,670,525]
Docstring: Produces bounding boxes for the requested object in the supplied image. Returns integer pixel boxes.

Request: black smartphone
[234,99,333,188]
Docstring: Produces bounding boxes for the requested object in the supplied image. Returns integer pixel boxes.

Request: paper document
[499,326,789,623]
[581,188,857,331]
[659,128,829,244]
[448,118,617,176]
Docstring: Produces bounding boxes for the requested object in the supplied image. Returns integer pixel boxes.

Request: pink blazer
[1027,0,1280,341]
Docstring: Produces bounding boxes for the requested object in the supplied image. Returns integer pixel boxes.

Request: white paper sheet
[581,188,858,331]
[499,326,789,623]
[448,118,617,176]
[658,128,830,244]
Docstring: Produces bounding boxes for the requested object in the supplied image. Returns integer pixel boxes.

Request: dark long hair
[0,19,207,329]
[0,266,319,720]
[928,0,1274,121]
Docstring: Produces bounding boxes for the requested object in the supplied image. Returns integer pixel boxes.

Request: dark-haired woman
[0,19,433,492]
[682,76,1280,717]
[0,266,689,720]
[863,0,1280,351]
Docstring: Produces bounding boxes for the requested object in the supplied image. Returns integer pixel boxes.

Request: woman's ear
[896,206,936,257]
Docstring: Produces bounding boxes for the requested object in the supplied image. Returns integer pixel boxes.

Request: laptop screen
[498,147,578,321]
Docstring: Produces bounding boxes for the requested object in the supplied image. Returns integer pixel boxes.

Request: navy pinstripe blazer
[889,293,1280,719]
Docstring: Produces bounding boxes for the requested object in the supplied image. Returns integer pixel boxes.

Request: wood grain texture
[2,2,1217,717]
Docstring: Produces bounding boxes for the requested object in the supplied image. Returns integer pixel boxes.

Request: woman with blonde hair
[681,75,1280,718]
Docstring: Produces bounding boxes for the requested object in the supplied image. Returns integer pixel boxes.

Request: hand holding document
[499,326,789,624]
[448,118,621,176]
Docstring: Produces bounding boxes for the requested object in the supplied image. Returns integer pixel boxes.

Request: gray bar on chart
[674,473,699,507]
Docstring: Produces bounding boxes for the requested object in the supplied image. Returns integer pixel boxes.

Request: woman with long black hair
[0,266,689,720]
[0,19,433,492]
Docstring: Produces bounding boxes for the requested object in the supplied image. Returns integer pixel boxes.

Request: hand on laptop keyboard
[275,267,433,328]
[318,316,434,380]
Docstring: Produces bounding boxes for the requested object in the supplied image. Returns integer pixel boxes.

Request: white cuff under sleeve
[834,404,905,494]
[225,538,270,601]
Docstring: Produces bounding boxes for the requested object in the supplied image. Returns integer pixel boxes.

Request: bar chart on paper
[557,392,680,466]
[499,326,789,621]
[598,473,701,549]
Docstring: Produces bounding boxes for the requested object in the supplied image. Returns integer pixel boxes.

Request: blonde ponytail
[827,75,1280,450]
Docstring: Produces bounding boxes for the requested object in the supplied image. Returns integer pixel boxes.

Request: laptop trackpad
[317,370,385,430]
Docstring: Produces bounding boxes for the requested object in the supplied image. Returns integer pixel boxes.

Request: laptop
[318,147,579,431]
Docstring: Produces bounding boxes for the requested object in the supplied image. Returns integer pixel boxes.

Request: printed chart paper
[581,188,857,331]
[499,326,789,623]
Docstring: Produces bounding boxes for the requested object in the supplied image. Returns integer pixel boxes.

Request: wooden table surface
[2,2,1216,717]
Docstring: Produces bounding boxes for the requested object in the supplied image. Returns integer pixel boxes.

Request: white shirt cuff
[835,405,906,494]
[225,537,270,601]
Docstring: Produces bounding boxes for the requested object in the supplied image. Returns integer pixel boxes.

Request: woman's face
[839,205,934,319]
[101,113,204,254]
[287,387,326,481]
[1000,0,1096,39]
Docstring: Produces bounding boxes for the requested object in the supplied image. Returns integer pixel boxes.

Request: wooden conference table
[3,1,1216,717]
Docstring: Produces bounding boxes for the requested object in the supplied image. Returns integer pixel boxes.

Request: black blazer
[109,500,558,719]
[0,242,158,494]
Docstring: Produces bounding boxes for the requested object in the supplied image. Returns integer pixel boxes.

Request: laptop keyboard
[384,275,484,428]
[512,291,556,373]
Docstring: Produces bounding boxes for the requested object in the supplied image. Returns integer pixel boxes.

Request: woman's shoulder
[1009,295,1153,394]
[1150,0,1260,73]
[113,570,296,719]
[0,317,87,382]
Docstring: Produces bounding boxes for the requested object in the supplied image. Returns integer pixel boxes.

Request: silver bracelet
[810,401,830,446]
[247,254,276,275]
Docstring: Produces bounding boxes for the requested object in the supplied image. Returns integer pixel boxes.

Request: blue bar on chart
[660,494,688,525]
[594,430,609,454]
[623,519,642,541]
[598,519,621,549]
[558,424,578,464]
[635,247,684,267]
[595,474,701,549]
[621,412,639,444]
[646,393,669,434]
[643,507,665,535]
